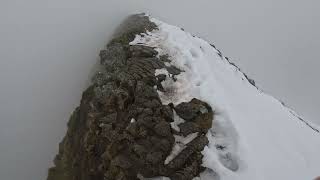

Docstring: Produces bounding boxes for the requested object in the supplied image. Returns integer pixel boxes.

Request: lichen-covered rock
[47,14,214,180]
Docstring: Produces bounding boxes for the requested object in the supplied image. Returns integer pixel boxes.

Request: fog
[0,0,319,179]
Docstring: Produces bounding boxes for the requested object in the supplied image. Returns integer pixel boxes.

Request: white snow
[155,68,169,76]
[130,16,320,180]
[169,110,185,132]
[130,118,136,123]
[164,132,198,165]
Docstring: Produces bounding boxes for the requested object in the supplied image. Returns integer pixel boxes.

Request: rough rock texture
[47,14,213,180]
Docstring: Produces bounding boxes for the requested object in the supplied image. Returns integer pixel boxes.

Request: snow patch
[164,132,198,165]
[155,68,169,76]
[169,110,185,132]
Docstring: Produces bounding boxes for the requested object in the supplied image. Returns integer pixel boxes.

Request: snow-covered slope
[130,16,320,180]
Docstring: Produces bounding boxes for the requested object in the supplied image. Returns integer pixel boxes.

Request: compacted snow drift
[47,14,320,180]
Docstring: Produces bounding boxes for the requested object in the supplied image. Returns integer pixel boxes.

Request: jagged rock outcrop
[47,14,213,180]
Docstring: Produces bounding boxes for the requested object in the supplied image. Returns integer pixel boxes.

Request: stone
[154,121,172,137]
[129,45,158,58]
[174,98,211,121]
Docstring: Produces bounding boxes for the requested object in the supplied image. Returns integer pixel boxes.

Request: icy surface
[169,110,185,132]
[164,132,198,165]
[131,16,320,179]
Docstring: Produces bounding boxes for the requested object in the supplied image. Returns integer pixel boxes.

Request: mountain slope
[130,15,320,180]
[48,14,320,180]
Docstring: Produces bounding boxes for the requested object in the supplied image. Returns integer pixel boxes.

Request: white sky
[0,0,319,180]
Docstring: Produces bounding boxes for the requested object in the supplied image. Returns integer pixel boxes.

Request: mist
[0,0,319,180]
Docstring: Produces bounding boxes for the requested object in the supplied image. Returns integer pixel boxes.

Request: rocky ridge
[47,14,213,180]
